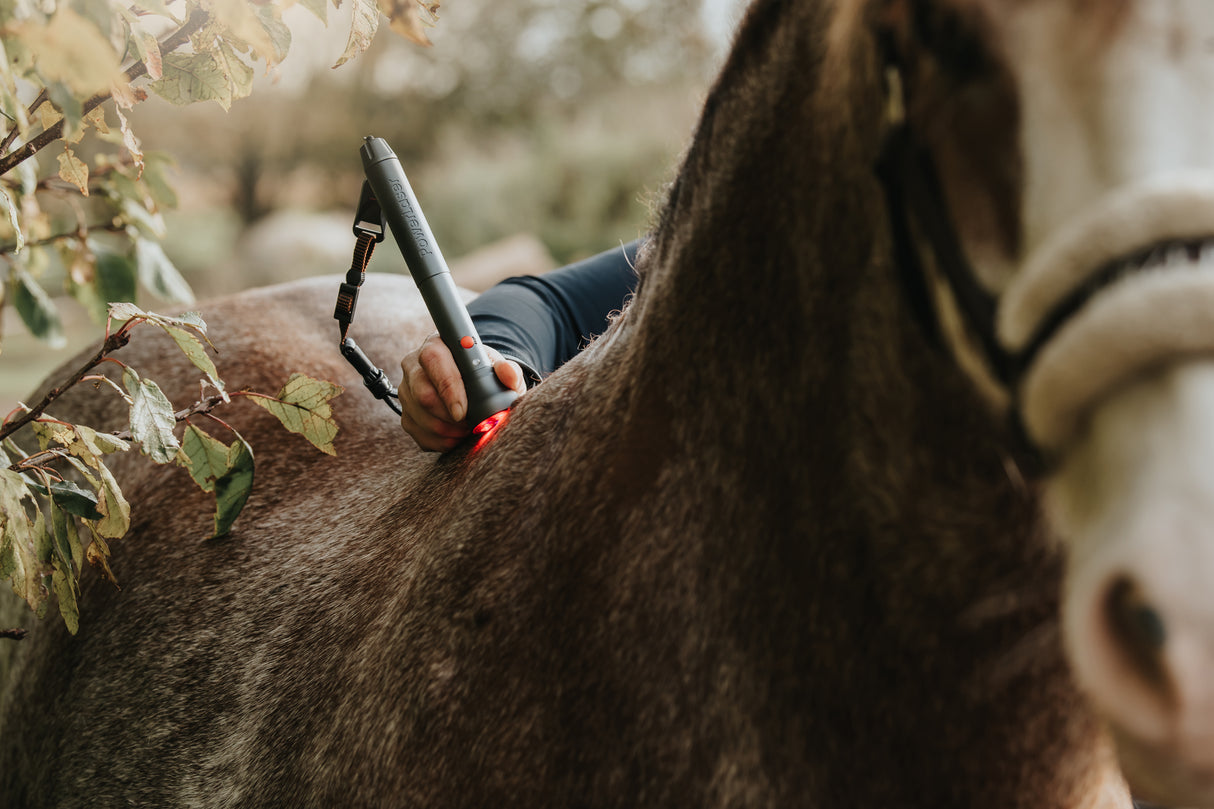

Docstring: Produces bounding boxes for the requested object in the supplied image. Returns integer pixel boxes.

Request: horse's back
[0,274,442,805]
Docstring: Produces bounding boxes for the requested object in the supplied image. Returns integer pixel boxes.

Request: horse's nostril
[1105,576,1168,686]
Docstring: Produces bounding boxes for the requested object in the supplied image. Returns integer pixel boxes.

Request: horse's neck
[595,0,1031,545]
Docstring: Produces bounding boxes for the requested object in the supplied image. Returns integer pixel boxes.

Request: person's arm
[399,241,640,451]
[468,240,640,386]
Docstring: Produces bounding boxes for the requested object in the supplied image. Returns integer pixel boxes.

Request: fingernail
[451,402,465,422]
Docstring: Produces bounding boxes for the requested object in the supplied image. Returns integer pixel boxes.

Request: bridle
[873,30,1123,471]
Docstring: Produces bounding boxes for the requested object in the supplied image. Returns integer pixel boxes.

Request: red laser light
[471,409,511,452]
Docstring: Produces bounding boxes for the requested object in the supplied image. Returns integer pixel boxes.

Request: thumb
[492,357,527,395]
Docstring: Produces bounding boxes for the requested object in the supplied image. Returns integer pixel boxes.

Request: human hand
[399,333,526,451]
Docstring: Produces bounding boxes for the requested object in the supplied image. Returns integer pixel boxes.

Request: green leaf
[215,39,255,104]
[334,0,380,68]
[28,479,103,521]
[94,243,138,310]
[92,460,130,539]
[46,81,84,140]
[120,195,165,238]
[123,367,179,464]
[179,423,229,493]
[0,469,45,611]
[151,51,233,110]
[12,265,66,347]
[248,373,343,455]
[135,238,194,305]
[142,153,178,210]
[48,498,82,571]
[69,424,130,470]
[254,3,292,64]
[212,433,254,538]
[163,324,225,398]
[126,19,163,80]
[0,184,21,253]
[52,560,79,635]
[22,8,123,95]
[106,300,146,324]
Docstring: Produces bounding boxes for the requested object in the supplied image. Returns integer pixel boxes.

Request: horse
[5,0,1214,805]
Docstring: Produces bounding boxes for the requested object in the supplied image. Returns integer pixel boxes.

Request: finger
[417,336,468,423]
[400,409,464,452]
[486,350,527,395]
[406,359,456,424]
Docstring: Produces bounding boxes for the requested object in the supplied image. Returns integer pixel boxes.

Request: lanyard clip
[353,181,386,243]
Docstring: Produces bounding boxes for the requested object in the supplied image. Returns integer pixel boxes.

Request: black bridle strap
[876,123,1015,387]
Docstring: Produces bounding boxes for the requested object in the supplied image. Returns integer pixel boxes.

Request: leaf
[120,195,165,239]
[48,498,82,572]
[19,7,124,95]
[123,367,180,464]
[142,153,178,209]
[114,105,144,174]
[85,529,118,588]
[31,420,73,452]
[378,0,437,46]
[93,243,138,311]
[248,373,343,455]
[212,432,254,538]
[127,21,163,80]
[83,105,108,135]
[46,81,84,139]
[92,460,130,539]
[0,469,45,611]
[215,38,255,105]
[28,479,103,521]
[334,0,380,68]
[106,300,147,324]
[300,0,329,24]
[52,560,79,635]
[151,51,234,110]
[130,0,177,19]
[253,3,292,66]
[179,424,230,493]
[12,265,66,348]
[0,184,22,253]
[207,0,279,63]
[57,145,89,195]
[59,423,130,471]
[163,323,225,398]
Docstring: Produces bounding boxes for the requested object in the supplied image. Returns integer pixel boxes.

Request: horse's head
[863,0,1214,802]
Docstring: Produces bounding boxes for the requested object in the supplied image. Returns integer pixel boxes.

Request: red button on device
[459,335,475,349]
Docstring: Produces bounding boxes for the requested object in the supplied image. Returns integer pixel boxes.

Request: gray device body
[360,136,518,429]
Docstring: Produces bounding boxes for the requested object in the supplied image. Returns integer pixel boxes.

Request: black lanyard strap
[333,181,402,415]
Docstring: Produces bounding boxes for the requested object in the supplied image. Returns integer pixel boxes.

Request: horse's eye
[912,3,994,80]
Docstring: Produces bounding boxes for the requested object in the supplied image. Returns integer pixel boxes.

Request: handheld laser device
[359,136,518,432]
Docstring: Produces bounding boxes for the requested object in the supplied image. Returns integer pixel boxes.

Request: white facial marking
[1007,1,1214,268]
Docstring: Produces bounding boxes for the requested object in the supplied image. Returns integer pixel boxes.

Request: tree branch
[0,628,27,641]
[7,392,230,474]
[0,8,209,178]
[0,330,130,443]
[0,221,125,256]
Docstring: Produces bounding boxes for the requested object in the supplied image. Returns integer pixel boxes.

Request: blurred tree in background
[137,0,739,288]
[2,0,745,406]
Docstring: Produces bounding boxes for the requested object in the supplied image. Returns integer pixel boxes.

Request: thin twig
[7,392,230,474]
[0,88,47,156]
[0,628,27,641]
[0,9,209,178]
[0,330,130,442]
[0,222,124,256]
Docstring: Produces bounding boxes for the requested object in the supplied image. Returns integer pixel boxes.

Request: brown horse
[5,0,1214,805]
